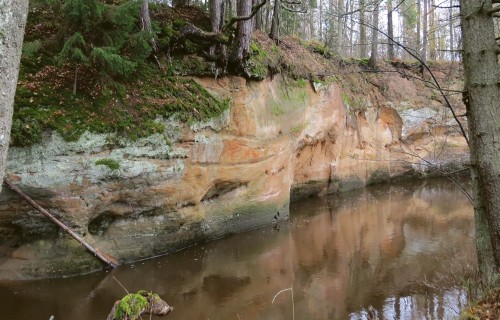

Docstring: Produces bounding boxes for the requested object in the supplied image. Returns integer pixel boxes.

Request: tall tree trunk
[359,0,366,58]
[309,5,314,40]
[173,0,188,7]
[236,0,253,65]
[0,0,29,193]
[449,0,454,60]
[459,0,500,278]
[416,0,421,55]
[141,0,157,51]
[269,0,280,39]
[368,2,379,68]
[429,0,436,60]
[335,0,344,54]
[422,0,428,63]
[210,0,225,58]
[387,0,395,60]
[348,0,354,55]
[265,0,271,32]
[255,0,263,30]
[319,0,323,41]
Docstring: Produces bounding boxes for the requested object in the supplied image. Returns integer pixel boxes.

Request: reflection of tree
[1,180,476,320]
[289,178,474,319]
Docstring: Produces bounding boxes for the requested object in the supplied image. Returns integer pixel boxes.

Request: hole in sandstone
[179,202,196,208]
[201,180,248,202]
[88,213,116,236]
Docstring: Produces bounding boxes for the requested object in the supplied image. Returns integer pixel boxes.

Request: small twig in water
[272,285,295,320]
[112,276,130,295]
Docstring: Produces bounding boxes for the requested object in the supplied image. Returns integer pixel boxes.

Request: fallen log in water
[3,178,120,268]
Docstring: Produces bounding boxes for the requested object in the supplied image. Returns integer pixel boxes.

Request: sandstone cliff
[0,62,468,280]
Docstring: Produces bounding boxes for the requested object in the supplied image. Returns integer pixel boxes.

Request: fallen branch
[3,178,120,268]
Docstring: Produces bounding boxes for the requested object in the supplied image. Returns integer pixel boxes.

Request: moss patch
[114,292,149,320]
[13,66,229,146]
[95,158,120,170]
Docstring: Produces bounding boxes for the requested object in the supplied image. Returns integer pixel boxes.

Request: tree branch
[281,4,307,13]
[177,23,232,45]
[348,15,470,146]
[222,0,267,31]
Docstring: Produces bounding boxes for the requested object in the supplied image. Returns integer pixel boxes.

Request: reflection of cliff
[288,179,474,319]
[0,179,475,320]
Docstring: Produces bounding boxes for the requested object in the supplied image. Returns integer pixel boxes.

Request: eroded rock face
[0,75,468,280]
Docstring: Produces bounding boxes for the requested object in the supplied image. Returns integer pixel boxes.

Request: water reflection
[0,179,474,320]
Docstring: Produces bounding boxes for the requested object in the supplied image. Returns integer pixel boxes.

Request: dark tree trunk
[269,0,280,39]
[210,0,226,66]
[236,0,253,64]
[173,0,188,7]
[459,0,500,279]
[254,0,263,30]
[0,0,29,192]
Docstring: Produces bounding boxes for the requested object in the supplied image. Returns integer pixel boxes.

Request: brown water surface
[0,179,475,319]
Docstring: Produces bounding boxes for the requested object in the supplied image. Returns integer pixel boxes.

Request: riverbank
[1,9,469,279]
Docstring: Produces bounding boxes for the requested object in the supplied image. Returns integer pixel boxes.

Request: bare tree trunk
[210,0,225,58]
[368,2,379,68]
[265,0,271,32]
[335,0,344,54]
[422,0,428,63]
[459,0,500,278]
[236,0,253,64]
[173,0,188,7]
[0,0,29,193]
[349,0,354,55]
[141,0,157,51]
[429,0,436,60]
[449,0,454,60]
[359,0,366,58]
[269,0,280,39]
[416,0,421,55]
[319,0,323,41]
[255,0,263,30]
[387,0,395,60]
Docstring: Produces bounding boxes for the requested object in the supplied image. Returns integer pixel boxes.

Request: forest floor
[461,288,500,319]
[14,3,464,150]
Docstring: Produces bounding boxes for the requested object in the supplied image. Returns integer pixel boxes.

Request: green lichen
[95,158,120,170]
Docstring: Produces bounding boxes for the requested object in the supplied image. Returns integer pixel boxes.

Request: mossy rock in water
[109,290,173,320]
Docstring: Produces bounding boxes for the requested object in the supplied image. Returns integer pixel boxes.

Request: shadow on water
[0,178,475,319]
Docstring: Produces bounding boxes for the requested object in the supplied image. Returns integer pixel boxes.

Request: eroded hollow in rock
[201,180,248,202]
[88,213,116,236]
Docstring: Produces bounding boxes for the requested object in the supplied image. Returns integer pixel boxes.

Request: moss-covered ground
[14,1,442,148]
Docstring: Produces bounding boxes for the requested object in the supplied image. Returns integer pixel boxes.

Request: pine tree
[55,32,89,95]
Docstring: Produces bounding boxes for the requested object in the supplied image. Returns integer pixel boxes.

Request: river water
[1,178,475,320]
